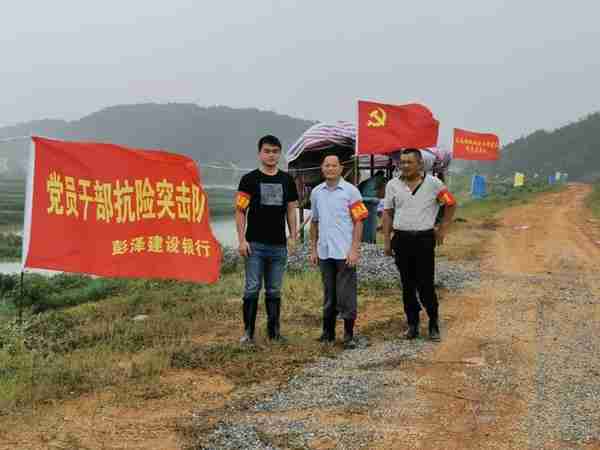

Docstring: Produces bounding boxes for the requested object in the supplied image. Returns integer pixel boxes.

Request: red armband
[437,189,456,207]
[235,191,251,211]
[349,201,369,222]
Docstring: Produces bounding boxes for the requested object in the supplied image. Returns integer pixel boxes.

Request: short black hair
[258,135,282,152]
[320,153,341,164]
[402,148,423,162]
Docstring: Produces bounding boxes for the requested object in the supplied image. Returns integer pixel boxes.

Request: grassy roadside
[434,180,566,261]
[0,180,563,426]
[452,176,566,221]
[584,181,600,217]
[0,269,346,413]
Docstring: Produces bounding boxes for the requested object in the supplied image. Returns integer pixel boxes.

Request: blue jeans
[243,242,288,301]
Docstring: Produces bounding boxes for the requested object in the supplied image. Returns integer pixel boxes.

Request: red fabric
[453,128,499,161]
[437,189,457,207]
[357,100,439,154]
[349,200,368,222]
[24,137,221,283]
[235,191,250,211]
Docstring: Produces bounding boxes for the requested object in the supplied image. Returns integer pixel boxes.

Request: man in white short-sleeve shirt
[382,149,457,341]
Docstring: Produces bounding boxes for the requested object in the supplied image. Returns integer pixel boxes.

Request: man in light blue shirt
[310,155,368,349]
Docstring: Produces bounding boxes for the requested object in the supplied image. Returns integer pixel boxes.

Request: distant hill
[471,112,600,181]
[0,103,315,184]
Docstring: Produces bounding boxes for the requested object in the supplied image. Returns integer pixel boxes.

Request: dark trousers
[319,259,358,337]
[391,230,438,326]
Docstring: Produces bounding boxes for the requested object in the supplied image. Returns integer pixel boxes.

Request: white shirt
[383,174,446,231]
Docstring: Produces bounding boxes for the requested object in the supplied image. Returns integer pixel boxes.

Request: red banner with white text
[22,137,221,283]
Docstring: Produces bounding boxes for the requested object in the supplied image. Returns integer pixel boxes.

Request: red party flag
[356,100,439,154]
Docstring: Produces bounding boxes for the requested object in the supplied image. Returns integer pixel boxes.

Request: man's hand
[310,248,318,266]
[346,248,359,267]
[434,225,448,246]
[238,240,251,257]
[287,237,296,256]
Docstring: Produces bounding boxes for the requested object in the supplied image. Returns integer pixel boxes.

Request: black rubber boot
[317,313,336,343]
[404,309,420,340]
[405,320,420,340]
[241,297,258,344]
[428,319,441,342]
[343,319,357,349]
[266,297,285,341]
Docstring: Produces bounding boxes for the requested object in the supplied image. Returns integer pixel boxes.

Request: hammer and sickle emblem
[367,107,387,128]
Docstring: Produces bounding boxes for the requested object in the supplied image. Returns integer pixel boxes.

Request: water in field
[0,261,21,274]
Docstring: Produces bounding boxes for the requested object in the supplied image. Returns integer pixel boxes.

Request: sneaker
[429,321,441,342]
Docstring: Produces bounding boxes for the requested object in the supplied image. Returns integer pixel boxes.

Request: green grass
[455,179,565,221]
[0,233,21,260]
[585,182,600,218]
[0,268,344,412]
[0,262,402,414]
[0,178,25,226]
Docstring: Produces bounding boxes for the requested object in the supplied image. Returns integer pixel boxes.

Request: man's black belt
[394,229,434,236]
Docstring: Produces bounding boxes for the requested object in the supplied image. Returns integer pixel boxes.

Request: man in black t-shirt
[235,135,298,344]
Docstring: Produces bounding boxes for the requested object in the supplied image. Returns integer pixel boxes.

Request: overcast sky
[3,1,600,145]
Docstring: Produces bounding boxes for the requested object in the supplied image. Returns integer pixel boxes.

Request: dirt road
[372,183,600,450]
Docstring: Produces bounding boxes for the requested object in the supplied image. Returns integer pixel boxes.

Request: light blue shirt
[311,179,363,260]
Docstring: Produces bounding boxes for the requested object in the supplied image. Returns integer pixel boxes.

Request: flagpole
[19,271,24,324]
[354,98,360,186]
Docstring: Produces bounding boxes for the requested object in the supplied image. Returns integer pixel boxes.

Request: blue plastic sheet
[471,175,487,199]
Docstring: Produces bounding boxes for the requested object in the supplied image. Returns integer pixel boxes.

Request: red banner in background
[357,100,439,154]
[22,137,221,283]
[453,128,500,161]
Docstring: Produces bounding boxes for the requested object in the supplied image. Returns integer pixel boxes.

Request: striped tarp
[286,121,357,163]
[286,122,451,171]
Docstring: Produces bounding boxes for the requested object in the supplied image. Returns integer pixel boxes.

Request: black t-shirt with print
[238,169,299,245]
